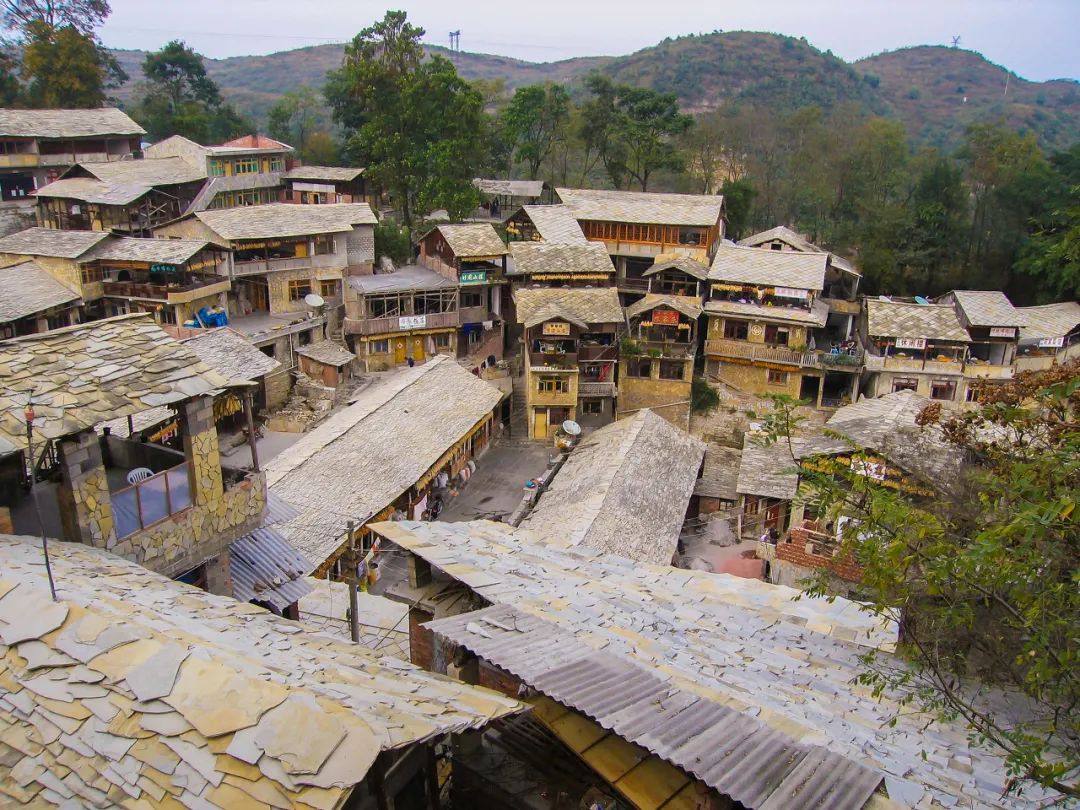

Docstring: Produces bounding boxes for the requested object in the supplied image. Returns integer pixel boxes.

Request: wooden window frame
[288,279,312,301]
[767,369,789,385]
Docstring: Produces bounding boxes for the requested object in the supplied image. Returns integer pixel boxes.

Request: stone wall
[711,360,804,399]
[263,367,293,410]
[618,367,692,430]
[0,203,37,238]
[267,265,344,315]
[55,396,267,578]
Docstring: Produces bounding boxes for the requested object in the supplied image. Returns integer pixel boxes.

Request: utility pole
[346,521,359,643]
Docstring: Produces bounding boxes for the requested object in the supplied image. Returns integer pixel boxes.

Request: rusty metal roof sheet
[230,526,315,610]
[425,604,884,810]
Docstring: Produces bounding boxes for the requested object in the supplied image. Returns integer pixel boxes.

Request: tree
[1016,144,1080,301]
[267,86,321,154]
[758,363,1080,802]
[0,49,20,106]
[718,177,754,240]
[2,0,109,35]
[579,74,692,191]
[502,83,569,180]
[20,21,121,107]
[133,40,252,143]
[325,11,484,225]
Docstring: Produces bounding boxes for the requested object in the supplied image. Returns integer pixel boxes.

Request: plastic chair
[126,467,153,485]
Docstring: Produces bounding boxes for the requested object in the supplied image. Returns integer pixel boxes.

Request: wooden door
[394,338,407,364]
[532,408,547,439]
[412,336,426,362]
[764,502,782,531]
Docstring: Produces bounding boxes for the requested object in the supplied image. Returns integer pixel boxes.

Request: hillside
[108,33,1080,152]
[855,45,1080,150]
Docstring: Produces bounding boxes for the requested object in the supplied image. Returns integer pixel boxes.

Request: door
[532,408,547,439]
[764,501,783,531]
[412,336,426,362]
[394,338,407,364]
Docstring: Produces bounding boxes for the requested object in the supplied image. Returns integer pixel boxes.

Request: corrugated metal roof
[229,526,315,610]
[264,492,300,525]
[426,604,883,810]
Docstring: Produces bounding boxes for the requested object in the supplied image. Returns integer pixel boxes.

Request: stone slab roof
[643,255,711,280]
[738,225,859,276]
[695,443,742,501]
[709,243,828,290]
[556,187,723,227]
[194,202,377,241]
[625,293,702,321]
[0,107,144,138]
[265,357,503,568]
[736,392,963,500]
[866,299,970,343]
[518,204,588,243]
[33,177,150,206]
[513,286,624,328]
[946,290,1022,328]
[473,178,544,197]
[182,327,281,382]
[375,518,1046,809]
[704,298,830,327]
[184,172,283,214]
[0,532,522,809]
[285,165,364,182]
[519,410,705,565]
[431,223,508,258]
[347,265,458,294]
[1017,301,1080,341]
[0,228,111,260]
[80,236,212,265]
[0,314,234,449]
[82,156,207,186]
[508,241,614,276]
[0,227,110,260]
[297,341,355,367]
[0,260,80,323]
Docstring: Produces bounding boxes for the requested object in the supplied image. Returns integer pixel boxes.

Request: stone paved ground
[437,440,554,523]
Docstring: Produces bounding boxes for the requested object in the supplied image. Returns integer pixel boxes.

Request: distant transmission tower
[951,35,961,48]
[449,30,461,51]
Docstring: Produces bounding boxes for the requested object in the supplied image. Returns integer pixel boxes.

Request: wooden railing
[704,338,820,368]
[344,310,458,335]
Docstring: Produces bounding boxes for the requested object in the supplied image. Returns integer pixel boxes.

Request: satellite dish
[561,420,581,436]
[304,293,325,308]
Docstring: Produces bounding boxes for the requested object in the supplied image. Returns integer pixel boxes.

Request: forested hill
[108,31,1080,151]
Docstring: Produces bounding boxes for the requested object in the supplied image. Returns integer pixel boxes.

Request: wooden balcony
[233,253,344,277]
[344,310,458,336]
[705,338,819,369]
[102,278,230,305]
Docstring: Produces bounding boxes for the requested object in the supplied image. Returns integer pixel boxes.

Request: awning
[230,526,315,611]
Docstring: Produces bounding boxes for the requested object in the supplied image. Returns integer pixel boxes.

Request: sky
[97,0,1080,82]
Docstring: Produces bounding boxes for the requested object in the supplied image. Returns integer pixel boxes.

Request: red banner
[652,309,679,326]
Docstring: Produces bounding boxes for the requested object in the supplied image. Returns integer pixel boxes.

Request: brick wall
[775,526,863,582]
[477,661,522,698]
[409,607,435,671]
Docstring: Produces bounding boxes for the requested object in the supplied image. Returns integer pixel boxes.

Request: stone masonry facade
[56,395,266,583]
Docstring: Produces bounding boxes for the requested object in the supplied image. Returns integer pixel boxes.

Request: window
[313,234,334,255]
[158,307,177,325]
[627,358,653,378]
[46,313,69,331]
[208,160,225,177]
[112,463,193,538]
[538,376,568,394]
[270,157,284,172]
[764,324,790,346]
[659,360,685,380]
[723,319,749,340]
[288,279,312,301]
[768,370,789,385]
[370,339,390,354]
[233,157,259,174]
[930,379,956,401]
[770,243,782,251]
[678,227,703,245]
[434,333,452,350]
[260,345,275,359]
[80,265,104,285]
[319,280,339,299]
[460,290,484,308]
[580,399,602,416]
[467,329,482,347]
[891,377,918,393]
